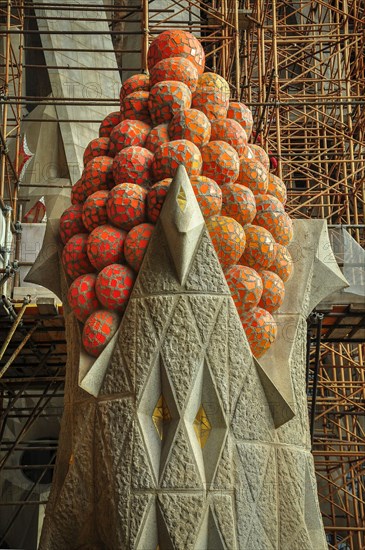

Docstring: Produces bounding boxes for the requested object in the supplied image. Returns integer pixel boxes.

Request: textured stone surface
[212,435,234,490]
[213,495,237,549]
[129,494,152,547]
[38,168,345,548]
[188,294,223,345]
[131,424,156,489]
[158,493,204,549]
[161,296,203,409]
[185,230,230,294]
[161,425,202,489]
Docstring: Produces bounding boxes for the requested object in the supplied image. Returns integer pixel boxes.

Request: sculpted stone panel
[31,167,347,548]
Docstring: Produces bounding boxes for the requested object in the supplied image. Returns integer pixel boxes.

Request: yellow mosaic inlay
[193,404,212,449]
[177,185,187,212]
[152,394,171,440]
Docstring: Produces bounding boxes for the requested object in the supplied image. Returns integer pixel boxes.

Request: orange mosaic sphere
[148,81,192,125]
[82,310,120,357]
[198,73,230,97]
[241,307,277,358]
[201,141,239,185]
[82,190,109,232]
[150,57,199,92]
[225,265,263,315]
[99,111,121,138]
[152,139,202,181]
[258,270,285,313]
[107,183,147,231]
[82,156,114,197]
[239,224,276,270]
[255,193,285,215]
[249,144,270,172]
[211,118,248,157]
[254,209,293,246]
[145,123,169,154]
[227,102,253,139]
[269,243,294,282]
[147,30,205,75]
[221,183,256,226]
[71,179,86,204]
[168,108,211,148]
[192,73,230,121]
[146,179,172,222]
[95,263,135,313]
[67,273,100,323]
[121,91,151,124]
[112,146,154,188]
[59,203,85,244]
[120,74,150,102]
[83,137,110,166]
[62,233,95,280]
[86,224,127,271]
[237,157,268,195]
[267,173,287,205]
[192,89,228,121]
[190,176,222,218]
[124,223,155,272]
[109,119,151,156]
[206,215,246,270]
[273,212,294,246]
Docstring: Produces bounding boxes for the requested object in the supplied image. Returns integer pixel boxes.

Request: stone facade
[31,168,347,548]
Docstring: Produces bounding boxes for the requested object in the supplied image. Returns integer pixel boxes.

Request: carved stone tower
[32,166,347,549]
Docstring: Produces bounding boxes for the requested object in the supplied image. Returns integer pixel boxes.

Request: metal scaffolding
[0,0,364,547]
[241,1,365,547]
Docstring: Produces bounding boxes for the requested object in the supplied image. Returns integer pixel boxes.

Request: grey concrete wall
[35,0,121,180]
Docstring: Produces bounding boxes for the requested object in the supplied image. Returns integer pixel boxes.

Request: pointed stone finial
[159,164,205,284]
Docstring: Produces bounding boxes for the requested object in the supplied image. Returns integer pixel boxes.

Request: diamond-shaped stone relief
[94,425,119,548]
[195,505,226,550]
[235,443,278,548]
[236,442,271,504]
[161,295,204,410]
[137,229,182,294]
[100,344,133,396]
[276,316,309,447]
[277,447,306,548]
[131,423,156,489]
[96,399,133,471]
[129,494,153,548]
[160,424,202,489]
[134,299,160,400]
[138,355,179,481]
[213,495,237,549]
[188,295,223,346]
[227,299,253,408]
[211,435,234,491]
[232,358,275,442]
[245,518,276,550]
[158,493,204,549]
[185,360,227,487]
[101,300,136,394]
[145,295,178,342]
[185,229,230,294]
[205,299,229,413]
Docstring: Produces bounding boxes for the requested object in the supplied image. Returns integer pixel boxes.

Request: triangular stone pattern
[39,174,329,550]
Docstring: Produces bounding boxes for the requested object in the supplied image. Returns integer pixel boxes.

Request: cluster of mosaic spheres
[59,29,294,359]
